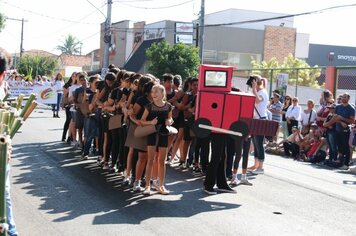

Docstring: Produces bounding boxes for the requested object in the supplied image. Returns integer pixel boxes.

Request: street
[8,108,356,236]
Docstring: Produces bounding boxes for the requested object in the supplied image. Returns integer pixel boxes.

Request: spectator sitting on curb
[280,126,302,159]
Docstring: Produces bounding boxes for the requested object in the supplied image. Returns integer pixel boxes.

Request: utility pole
[20,18,24,58]
[103,0,112,69]
[6,17,28,59]
[198,0,205,62]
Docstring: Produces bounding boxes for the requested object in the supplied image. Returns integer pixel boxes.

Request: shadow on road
[11,141,241,224]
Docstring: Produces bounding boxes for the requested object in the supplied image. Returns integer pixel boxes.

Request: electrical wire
[85,0,107,19]
[118,0,194,10]
[0,0,99,24]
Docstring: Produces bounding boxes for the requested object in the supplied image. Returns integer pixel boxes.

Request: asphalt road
[8,108,356,236]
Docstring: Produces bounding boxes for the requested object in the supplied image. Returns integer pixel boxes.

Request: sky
[1,0,356,55]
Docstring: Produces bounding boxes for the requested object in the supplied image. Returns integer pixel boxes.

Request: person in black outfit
[141,84,173,195]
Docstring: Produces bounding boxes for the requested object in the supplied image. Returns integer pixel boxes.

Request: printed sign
[276,73,289,97]
[175,34,193,45]
[9,85,57,104]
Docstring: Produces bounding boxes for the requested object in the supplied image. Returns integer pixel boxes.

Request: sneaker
[109,165,116,173]
[123,177,131,185]
[251,169,264,175]
[143,186,151,195]
[70,141,77,147]
[151,179,160,191]
[350,167,356,174]
[339,165,349,170]
[216,187,237,193]
[132,181,144,192]
[78,154,88,161]
[230,178,239,186]
[239,179,253,186]
[102,163,109,170]
[97,156,102,165]
[158,186,170,195]
[203,188,217,195]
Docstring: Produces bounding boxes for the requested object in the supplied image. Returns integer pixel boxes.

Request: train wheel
[192,118,212,139]
[229,121,249,141]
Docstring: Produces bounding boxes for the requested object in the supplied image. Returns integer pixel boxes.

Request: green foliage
[146,40,200,80]
[0,12,5,32]
[251,54,322,88]
[56,34,81,55]
[17,55,58,79]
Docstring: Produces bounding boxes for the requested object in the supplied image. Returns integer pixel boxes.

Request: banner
[276,73,289,97]
[9,85,57,104]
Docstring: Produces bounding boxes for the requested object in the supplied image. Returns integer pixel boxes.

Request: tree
[251,54,322,88]
[17,55,58,79]
[56,34,81,55]
[146,40,200,80]
[0,12,6,33]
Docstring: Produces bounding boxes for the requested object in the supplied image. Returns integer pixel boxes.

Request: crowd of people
[268,89,356,172]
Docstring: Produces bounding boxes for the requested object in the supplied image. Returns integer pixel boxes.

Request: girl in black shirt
[141,84,173,195]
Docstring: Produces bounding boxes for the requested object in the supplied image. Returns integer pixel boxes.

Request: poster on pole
[276,73,289,97]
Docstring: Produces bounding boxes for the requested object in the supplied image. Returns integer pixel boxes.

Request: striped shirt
[270,101,283,122]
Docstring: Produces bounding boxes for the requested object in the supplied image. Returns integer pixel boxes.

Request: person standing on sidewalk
[248,75,269,175]
[0,49,19,236]
[330,94,355,169]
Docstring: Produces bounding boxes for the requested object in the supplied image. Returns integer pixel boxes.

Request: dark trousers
[131,149,139,179]
[326,130,338,161]
[194,137,210,171]
[204,134,229,190]
[108,128,120,167]
[226,137,235,178]
[336,131,350,166]
[253,135,265,161]
[233,137,251,170]
[287,120,299,136]
[62,106,71,140]
[118,126,128,170]
[52,93,63,113]
[283,142,300,157]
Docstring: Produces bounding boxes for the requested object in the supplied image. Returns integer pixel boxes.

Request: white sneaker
[78,155,88,161]
[151,180,160,191]
[239,179,253,186]
[143,186,151,195]
[102,163,109,170]
[251,169,264,175]
[132,181,143,191]
[230,178,239,186]
[339,165,349,170]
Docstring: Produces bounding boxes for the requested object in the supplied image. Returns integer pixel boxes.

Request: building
[307,44,356,67]
[200,8,309,68]
[58,54,91,77]
[100,20,195,73]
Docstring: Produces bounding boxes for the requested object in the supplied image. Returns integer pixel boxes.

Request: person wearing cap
[323,103,338,162]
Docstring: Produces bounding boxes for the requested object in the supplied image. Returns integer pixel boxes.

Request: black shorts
[173,112,184,129]
[101,116,109,133]
[147,132,168,148]
[183,119,194,141]
[75,111,84,129]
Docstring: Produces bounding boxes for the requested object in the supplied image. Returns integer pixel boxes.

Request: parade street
[9,108,356,236]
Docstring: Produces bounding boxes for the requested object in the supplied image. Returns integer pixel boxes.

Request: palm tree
[0,12,6,32]
[56,34,81,55]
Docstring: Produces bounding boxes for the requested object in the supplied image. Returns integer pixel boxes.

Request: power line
[117,0,194,9]
[85,0,107,19]
[0,0,99,25]
[108,3,356,30]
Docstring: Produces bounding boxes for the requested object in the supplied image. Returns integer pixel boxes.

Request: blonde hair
[152,84,167,101]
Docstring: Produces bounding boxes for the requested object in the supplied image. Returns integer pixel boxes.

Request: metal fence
[335,67,356,105]
[232,66,356,107]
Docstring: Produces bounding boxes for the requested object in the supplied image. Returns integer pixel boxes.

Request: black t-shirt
[282,105,290,121]
[123,88,131,97]
[167,89,176,101]
[135,96,151,120]
[86,88,96,104]
[109,87,124,102]
[145,102,173,127]
[73,86,84,103]
[130,90,137,105]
